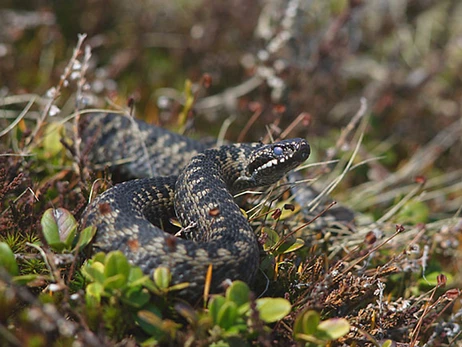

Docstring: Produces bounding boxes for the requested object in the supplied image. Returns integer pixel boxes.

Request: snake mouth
[247,138,310,185]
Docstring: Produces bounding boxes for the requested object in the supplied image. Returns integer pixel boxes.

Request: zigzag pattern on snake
[80,112,310,297]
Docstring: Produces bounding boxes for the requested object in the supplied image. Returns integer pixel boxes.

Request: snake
[80,112,310,298]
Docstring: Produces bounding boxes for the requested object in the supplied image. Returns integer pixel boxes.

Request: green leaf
[262,227,280,251]
[275,201,301,220]
[104,251,130,289]
[381,340,395,347]
[255,297,291,323]
[136,305,164,337]
[104,274,128,290]
[0,242,19,276]
[122,287,151,308]
[294,310,320,336]
[138,310,163,327]
[82,261,105,284]
[294,333,325,344]
[226,281,250,307]
[12,274,41,285]
[42,122,64,158]
[316,318,350,340]
[167,282,190,292]
[258,254,276,276]
[93,252,106,264]
[153,267,171,290]
[209,296,226,325]
[278,238,305,254]
[217,301,238,330]
[41,208,77,252]
[76,225,97,250]
[419,271,454,287]
[41,209,63,251]
[86,282,104,304]
[128,267,150,287]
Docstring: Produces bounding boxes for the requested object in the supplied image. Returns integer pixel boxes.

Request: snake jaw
[232,175,257,192]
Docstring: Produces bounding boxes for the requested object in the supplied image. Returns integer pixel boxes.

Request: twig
[276,201,338,248]
[25,33,87,148]
[72,42,92,184]
[338,228,403,277]
[323,97,368,171]
[237,104,263,142]
[279,112,309,140]
[409,283,444,347]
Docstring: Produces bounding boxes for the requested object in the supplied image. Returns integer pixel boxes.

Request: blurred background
[1,3,461,344]
[0,0,461,215]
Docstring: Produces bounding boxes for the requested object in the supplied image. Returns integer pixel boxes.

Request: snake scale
[80,113,310,298]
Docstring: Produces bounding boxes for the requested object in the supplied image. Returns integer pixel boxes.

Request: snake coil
[81,113,310,298]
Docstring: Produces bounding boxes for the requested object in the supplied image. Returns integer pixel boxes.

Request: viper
[80,112,310,297]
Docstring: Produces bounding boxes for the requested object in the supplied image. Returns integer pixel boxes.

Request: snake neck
[212,144,263,193]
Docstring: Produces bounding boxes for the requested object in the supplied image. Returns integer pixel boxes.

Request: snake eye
[273,146,283,156]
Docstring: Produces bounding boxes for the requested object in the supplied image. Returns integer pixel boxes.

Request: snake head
[233,138,310,191]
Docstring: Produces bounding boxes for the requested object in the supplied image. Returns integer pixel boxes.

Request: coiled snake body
[81,113,310,297]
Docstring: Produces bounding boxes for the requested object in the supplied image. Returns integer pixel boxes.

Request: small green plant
[81,251,151,307]
[82,251,163,342]
[262,226,305,256]
[201,280,291,343]
[293,310,350,346]
[81,251,190,343]
[145,266,190,296]
[208,281,291,335]
[137,275,292,344]
[41,207,96,252]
